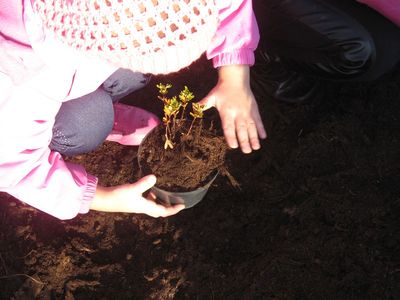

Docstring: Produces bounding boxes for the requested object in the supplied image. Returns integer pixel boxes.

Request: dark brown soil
[1,54,399,300]
[138,120,227,192]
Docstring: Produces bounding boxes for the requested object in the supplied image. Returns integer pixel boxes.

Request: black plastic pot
[137,126,218,209]
[147,171,218,208]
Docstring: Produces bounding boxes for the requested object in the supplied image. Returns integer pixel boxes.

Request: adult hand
[198,65,267,153]
[90,175,184,217]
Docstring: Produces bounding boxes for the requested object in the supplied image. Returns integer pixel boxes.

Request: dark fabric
[254,0,400,81]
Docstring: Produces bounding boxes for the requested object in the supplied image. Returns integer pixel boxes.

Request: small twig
[16,249,37,259]
[0,273,44,285]
[183,153,202,164]
[219,166,241,191]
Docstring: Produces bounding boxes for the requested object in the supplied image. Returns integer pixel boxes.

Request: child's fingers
[221,113,239,149]
[247,121,261,151]
[235,117,252,153]
[132,174,157,194]
[197,94,216,111]
[139,198,185,217]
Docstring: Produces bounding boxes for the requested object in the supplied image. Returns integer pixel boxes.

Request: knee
[333,33,375,80]
[103,68,151,102]
[50,90,114,156]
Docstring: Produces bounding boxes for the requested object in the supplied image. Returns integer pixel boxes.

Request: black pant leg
[254,0,400,81]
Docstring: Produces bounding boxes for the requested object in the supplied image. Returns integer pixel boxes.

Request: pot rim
[137,123,221,193]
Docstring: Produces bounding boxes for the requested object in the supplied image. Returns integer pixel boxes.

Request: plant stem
[171,113,177,139]
[180,105,187,120]
[187,117,197,136]
[199,118,203,136]
[166,119,172,143]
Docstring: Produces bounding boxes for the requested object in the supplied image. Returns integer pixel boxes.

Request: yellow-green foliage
[156,83,204,150]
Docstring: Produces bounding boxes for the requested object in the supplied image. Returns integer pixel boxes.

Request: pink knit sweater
[0,0,259,219]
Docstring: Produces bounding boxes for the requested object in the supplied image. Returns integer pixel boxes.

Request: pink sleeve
[0,0,107,220]
[0,64,98,220]
[206,0,260,67]
[357,0,400,26]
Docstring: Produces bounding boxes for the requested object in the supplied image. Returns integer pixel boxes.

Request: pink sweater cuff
[79,174,98,214]
[212,49,255,68]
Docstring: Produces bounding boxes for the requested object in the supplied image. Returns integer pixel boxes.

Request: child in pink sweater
[2,0,398,220]
[0,0,265,219]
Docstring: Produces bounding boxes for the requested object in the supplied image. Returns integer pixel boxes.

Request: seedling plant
[156,83,205,150]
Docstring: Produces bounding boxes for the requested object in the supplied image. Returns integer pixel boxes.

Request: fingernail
[230,143,238,149]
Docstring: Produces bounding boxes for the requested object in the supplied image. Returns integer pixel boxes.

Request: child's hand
[199,65,267,153]
[90,175,184,217]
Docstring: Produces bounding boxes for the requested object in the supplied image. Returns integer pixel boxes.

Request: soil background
[1,52,400,298]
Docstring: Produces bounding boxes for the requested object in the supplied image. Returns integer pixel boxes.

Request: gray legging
[50,69,150,156]
[254,0,400,81]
